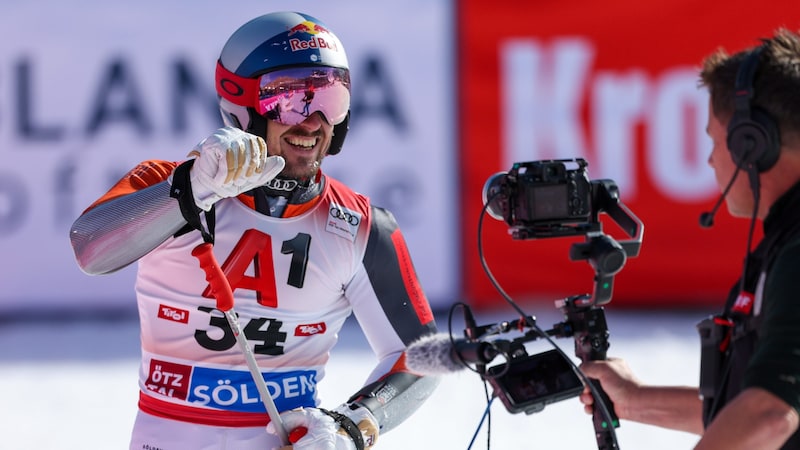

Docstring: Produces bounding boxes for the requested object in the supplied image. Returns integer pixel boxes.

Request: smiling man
[69,11,439,450]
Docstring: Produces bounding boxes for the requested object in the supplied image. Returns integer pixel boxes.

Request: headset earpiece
[726,46,781,173]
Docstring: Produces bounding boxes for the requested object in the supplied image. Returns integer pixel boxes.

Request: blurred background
[0,0,798,448]
[3,0,799,316]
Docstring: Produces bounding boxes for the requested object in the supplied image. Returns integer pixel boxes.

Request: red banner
[459,0,800,309]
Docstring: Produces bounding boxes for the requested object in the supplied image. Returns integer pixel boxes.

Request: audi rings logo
[326,202,361,241]
[330,206,360,226]
[265,178,299,191]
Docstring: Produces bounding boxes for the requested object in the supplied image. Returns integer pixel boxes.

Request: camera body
[486,349,583,415]
[483,158,643,252]
[483,158,593,229]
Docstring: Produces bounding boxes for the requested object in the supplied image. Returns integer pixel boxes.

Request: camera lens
[482,172,508,221]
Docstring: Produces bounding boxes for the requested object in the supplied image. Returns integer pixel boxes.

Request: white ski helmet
[216,11,351,155]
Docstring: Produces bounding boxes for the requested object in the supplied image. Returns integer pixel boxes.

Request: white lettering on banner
[501,38,714,201]
[649,69,717,199]
[502,39,592,166]
[593,71,647,199]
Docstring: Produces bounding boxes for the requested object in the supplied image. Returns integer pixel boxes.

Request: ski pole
[192,242,307,445]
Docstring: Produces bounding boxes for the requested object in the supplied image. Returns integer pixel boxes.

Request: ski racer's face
[266,111,333,182]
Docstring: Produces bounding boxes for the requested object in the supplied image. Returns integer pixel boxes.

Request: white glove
[186,126,285,211]
[268,405,379,450]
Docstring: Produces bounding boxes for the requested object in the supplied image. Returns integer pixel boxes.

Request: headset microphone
[699,164,743,228]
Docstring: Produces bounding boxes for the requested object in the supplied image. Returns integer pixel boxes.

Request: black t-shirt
[710,180,800,449]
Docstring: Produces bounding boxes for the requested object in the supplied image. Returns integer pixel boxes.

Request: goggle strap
[215,60,260,109]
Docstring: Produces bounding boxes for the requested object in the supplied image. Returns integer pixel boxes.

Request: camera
[482,158,644,245]
[483,158,592,227]
[470,158,644,448]
[482,158,642,257]
[486,348,583,415]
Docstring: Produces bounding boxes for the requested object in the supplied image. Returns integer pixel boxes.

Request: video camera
[483,158,592,230]
[482,157,643,306]
[473,158,644,449]
[483,158,642,243]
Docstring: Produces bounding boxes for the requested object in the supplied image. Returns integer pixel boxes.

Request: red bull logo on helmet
[286,20,339,53]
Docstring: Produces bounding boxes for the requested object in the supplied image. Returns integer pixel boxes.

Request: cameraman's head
[699,28,800,219]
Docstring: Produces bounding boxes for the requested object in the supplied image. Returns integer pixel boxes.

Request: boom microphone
[405,333,500,375]
[699,165,743,228]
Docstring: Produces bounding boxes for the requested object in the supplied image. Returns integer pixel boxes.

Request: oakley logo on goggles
[216,61,350,126]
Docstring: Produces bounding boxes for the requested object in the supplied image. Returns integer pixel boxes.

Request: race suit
[70,160,439,441]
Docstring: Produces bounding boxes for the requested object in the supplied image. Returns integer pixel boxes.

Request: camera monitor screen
[486,349,583,414]
[531,184,569,220]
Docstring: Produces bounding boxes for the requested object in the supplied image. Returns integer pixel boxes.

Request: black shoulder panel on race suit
[362,206,437,343]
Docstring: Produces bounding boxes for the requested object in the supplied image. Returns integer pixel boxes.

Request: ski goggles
[216,61,351,126]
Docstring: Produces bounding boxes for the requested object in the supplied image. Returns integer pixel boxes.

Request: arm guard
[69,181,186,275]
[345,371,440,434]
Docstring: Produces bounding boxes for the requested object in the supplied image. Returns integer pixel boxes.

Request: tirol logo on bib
[326,203,361,241]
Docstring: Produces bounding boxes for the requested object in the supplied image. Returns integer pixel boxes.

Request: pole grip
[191,243,234,312]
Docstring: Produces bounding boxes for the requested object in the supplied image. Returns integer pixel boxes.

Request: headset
[726,45,781,173]
[700,45,782,228]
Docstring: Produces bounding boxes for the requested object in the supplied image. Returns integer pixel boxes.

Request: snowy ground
[0,306,710,449]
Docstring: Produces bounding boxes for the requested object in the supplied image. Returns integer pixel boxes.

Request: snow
[0,307,708,449]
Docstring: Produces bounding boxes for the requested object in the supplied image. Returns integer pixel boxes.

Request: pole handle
[192,243,234,312]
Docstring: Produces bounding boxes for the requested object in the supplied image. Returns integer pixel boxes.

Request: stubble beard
[280,158,322,183]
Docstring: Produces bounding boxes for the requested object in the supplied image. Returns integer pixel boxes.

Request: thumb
[253,155,285,184]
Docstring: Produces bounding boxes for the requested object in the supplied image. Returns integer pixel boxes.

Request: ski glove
[185,126,285,211]
[268,404,379,450]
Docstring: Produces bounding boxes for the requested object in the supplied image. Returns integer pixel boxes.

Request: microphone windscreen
[405,334,466,375]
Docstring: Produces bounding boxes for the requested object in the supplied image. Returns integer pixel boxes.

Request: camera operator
[579,28,800,449]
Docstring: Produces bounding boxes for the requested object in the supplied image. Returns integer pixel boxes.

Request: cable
[467,396,496,450]
[740,169,761,294]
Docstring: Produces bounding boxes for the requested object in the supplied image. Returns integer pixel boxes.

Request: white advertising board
[0,1,457,311]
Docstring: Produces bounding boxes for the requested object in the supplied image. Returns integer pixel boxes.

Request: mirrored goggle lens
[257,67,350,126]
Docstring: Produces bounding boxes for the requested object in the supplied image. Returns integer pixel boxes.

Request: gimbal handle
[556,295,620,450]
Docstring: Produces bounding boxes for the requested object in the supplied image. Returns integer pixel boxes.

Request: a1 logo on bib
[327,203,361,241]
